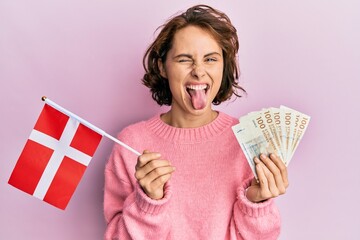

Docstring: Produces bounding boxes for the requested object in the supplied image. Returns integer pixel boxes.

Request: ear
[158,59,167,78]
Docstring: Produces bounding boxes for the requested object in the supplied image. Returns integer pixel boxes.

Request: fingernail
[254,157,260,164]
[260,154,266,160]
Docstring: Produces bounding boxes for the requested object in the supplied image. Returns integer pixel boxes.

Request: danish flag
[8,103,102,210]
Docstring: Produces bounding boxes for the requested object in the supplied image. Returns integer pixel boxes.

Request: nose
[191,63,206,79]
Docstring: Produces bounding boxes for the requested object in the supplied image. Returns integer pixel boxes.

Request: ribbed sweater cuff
[135,183,172,215]
[237,178,275,217]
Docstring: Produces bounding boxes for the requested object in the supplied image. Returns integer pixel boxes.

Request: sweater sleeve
[103,138,172,240]
[230,178,281,240]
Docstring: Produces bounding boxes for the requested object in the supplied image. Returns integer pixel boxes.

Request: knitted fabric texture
[104,112,281,239]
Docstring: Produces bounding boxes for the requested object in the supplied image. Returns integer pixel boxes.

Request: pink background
[1,1,359,239]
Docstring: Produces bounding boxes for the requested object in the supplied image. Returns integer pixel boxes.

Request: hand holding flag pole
[8,96,140,210]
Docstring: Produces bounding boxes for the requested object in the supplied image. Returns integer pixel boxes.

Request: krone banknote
[233,106,310,177]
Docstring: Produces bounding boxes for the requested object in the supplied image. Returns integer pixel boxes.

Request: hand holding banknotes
[232,106,310,202]
[246,153,289,203]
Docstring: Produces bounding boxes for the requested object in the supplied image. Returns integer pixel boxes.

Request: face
[159,25,224,118]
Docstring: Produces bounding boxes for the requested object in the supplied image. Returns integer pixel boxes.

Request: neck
[161,109,218,128]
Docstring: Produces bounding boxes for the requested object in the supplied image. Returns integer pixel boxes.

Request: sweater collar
[146,112,236,143]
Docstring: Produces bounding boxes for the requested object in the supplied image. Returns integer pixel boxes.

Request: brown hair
[142,4,245,106]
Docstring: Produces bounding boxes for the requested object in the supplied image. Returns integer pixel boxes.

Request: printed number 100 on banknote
[232,106,310,178]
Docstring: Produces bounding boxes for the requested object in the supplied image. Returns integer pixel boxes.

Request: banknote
[232,106,310,177]
[232,115,276,178]
[269,108,285,160]
[280,107,296,164]
[260,108,285,161]
[280,106,310,165]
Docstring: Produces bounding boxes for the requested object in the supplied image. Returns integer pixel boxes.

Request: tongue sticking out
[188,89,207,110]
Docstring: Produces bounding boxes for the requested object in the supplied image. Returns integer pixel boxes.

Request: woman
[104,5,288,239]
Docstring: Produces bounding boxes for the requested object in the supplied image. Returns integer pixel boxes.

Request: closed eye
[178,58,193,63]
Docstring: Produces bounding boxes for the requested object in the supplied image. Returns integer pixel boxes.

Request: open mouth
[186,84,209,94]
[185,84,210,110]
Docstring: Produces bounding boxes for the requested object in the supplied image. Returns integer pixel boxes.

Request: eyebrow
[173,52,222,59]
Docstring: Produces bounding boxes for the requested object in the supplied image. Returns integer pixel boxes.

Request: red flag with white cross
[8,97,140,210]
[8,103,103,210]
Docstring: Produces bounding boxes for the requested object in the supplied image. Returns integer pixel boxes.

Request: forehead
[170,25,222,54]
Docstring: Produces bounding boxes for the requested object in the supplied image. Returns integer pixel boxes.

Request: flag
[8,103,103,210]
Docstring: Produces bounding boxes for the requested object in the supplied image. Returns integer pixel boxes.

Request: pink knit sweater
[104,112,281,239]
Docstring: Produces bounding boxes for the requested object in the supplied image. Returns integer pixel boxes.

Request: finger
[135,160,172,180]
[138,166,175,188]
[136,151,161,169]
[254,157,269,191]
[269,153,289,188]
[259,154,279,174]
[142,173,173,200]
[260,154,286,193]
[152,173,173,189]
[260,161,280,197]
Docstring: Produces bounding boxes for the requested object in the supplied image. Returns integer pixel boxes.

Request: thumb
[250,177,259,186]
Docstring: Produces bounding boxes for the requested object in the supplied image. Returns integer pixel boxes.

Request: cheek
[166,66,187,82]
[212,71,224,95]
[211,67,224,85]
[167,80,184,98]
[210,63,224,77]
